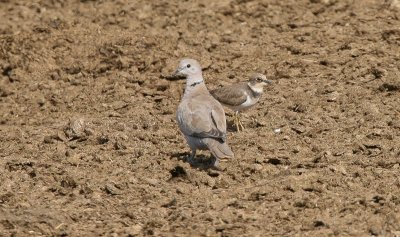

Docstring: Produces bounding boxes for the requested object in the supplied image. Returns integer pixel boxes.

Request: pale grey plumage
[173,58,234,167]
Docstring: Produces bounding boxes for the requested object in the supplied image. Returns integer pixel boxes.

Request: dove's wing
[177,94,227,141]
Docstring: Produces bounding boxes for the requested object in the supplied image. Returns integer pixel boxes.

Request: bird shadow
[226,120,239,132]
[170,152,221,171]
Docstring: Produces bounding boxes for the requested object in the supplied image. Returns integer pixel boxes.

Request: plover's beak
[263,79,273,84]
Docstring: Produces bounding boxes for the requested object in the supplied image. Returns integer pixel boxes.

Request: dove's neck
[184,74,208,97]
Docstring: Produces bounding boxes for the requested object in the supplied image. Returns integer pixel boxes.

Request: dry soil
[1,0,400,236]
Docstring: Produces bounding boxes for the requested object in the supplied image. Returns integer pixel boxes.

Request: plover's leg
[237,112,245,131]
[234,111,240,132]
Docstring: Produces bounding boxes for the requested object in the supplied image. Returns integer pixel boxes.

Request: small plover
[210,73,272,131]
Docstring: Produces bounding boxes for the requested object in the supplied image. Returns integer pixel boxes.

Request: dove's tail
[205,138,234,160]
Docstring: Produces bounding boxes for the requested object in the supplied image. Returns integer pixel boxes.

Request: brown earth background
[1,0,400,236]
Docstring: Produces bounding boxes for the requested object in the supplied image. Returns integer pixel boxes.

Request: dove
[210,73,272,131]
[171,58,234,168]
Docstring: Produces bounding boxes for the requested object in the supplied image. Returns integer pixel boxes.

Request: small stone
[71,118,84,134]
[43,136,54,144]
[104,183,122,195]
[114,140,127,150]
[67,153,81,166]
[129,177,138,184]
[126,225,142,236]
[64,117,86,139]
[292,126,306,134]
[282,135,290,141]
[324,151,332,157]
[50,71,61,80]
[97,134,109,144]
[255,157,264,164]
[252,164,263,171]
[327,97,337,102]
[292,146,301,154]
[57,131,69,142]
[176,187,185,194]
[144,178,158,186]
[108,111,122,117]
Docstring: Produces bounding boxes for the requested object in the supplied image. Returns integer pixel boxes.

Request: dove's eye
[187,64,191,68]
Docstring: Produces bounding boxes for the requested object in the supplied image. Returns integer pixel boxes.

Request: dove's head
[248,73,272,94]
[174,58,202,78]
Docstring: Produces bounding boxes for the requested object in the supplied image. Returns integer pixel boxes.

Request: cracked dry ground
[1,0,400,236]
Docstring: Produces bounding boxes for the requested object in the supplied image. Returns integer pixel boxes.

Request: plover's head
[173,58,202,78]
[248,73,272,93]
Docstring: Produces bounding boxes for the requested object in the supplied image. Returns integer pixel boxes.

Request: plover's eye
[187,64,191,68]
[256,77,262,81]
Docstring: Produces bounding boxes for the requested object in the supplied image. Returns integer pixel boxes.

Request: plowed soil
[1,0,400,236]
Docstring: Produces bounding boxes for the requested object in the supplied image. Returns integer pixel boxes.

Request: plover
[171,58,234,168]
[210,73,272,131]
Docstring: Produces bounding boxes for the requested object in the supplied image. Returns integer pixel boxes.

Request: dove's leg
[186,149,196,165]
[209,156,225,171]
[211,157,219,167]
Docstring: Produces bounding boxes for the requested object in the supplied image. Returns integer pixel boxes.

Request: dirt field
[1,0,400,236]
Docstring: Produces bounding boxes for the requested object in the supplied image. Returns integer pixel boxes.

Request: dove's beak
[166,67,186,81]
[173,67,182,76]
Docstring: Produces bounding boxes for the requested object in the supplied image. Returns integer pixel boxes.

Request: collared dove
[172,58,234,168]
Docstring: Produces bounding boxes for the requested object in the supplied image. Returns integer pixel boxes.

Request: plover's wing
[210,84,248,107]
[177,94,227,141]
